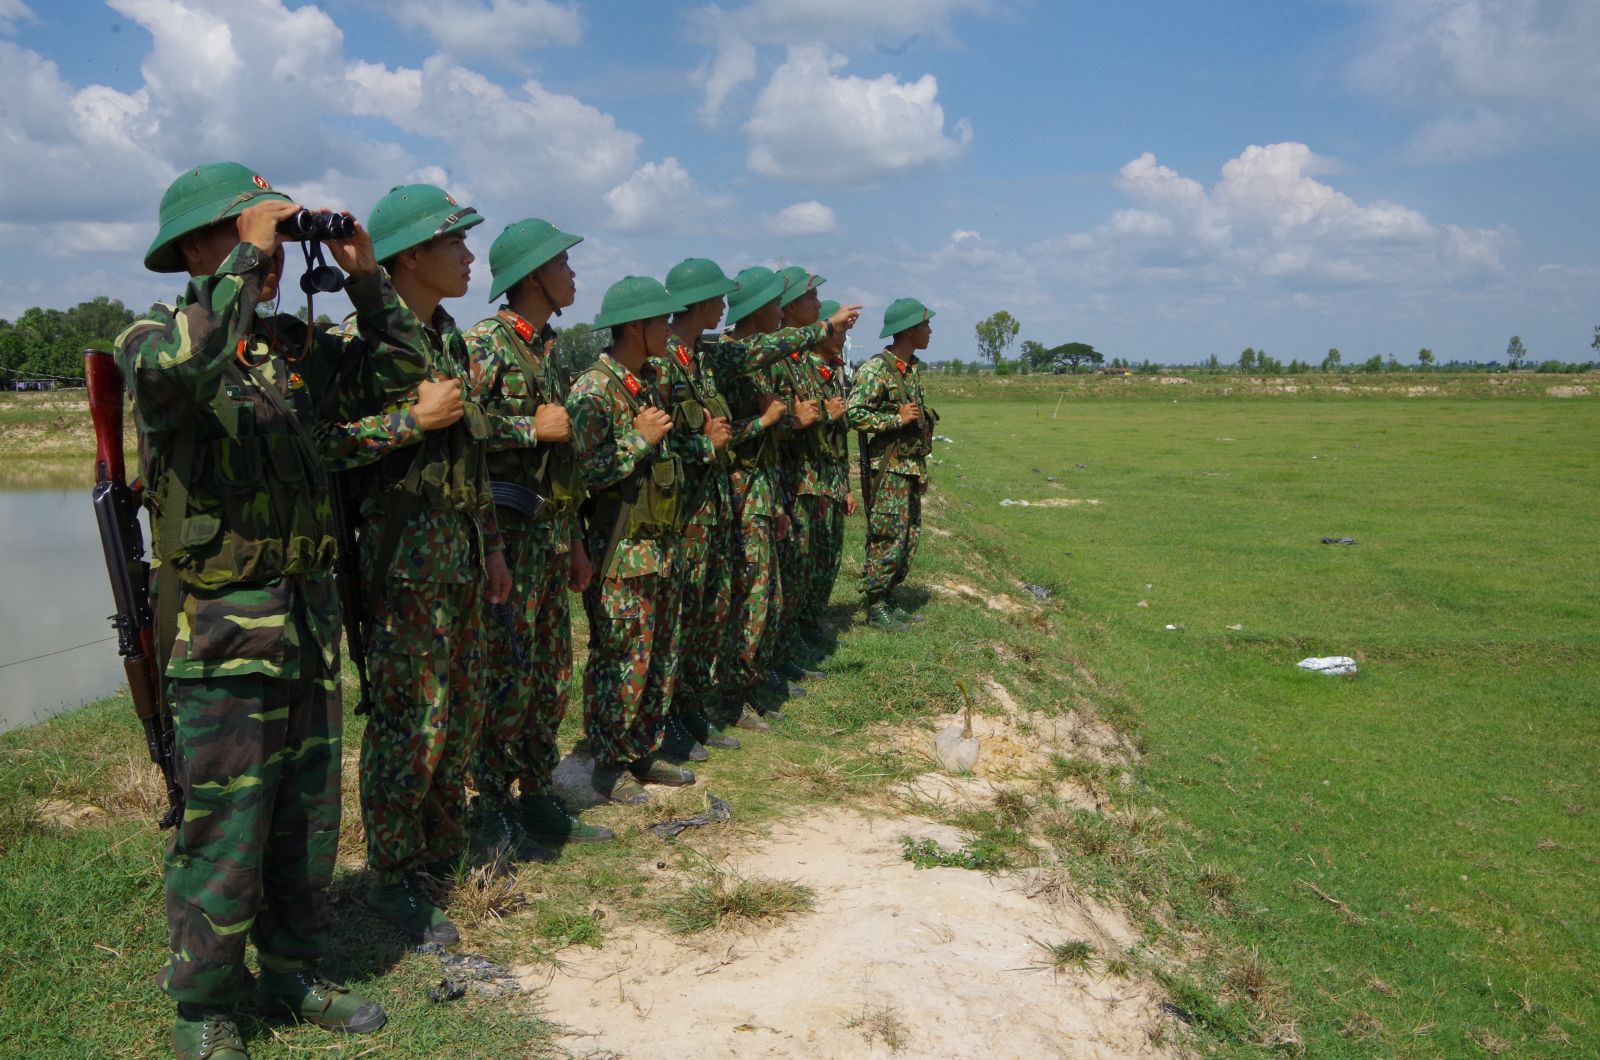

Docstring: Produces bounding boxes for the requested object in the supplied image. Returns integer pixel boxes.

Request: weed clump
[653,863,814,934]
[846,1002,909,1052]
[900,835,1012,871]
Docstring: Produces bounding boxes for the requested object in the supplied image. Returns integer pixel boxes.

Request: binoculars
[277,209,356,242]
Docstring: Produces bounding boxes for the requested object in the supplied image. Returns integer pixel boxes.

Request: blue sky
[1,0,1595,365]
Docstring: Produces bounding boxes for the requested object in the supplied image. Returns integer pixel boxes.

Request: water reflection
[0,490,133,733]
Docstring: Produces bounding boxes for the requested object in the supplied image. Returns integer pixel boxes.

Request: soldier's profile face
[789,286,820,326]
[535,251,576,309]
[753,298,782,333]
[412,231,474,299]
[910,321,932,350]
[643,315,670,356]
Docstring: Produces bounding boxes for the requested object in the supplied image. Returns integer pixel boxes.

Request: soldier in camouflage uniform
[847,298,937,629]
[463,219,614,848]
[119,162,431,1057]
[348,185,512,944]
[804,299,858,641]
[714,269,859,726]
[771,266,844,681]
[654,259,740,760]
[567,277,699,803]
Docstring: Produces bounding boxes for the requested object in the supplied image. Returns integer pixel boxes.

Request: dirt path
[523,809,1171,1059]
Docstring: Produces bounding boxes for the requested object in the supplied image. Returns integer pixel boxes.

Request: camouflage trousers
[360,576,486,883]
[778,493,829,653]
[672,508,734,717]
[721,511,781,691]
[474,532,571,802]
[582,564,681,768]
[161,585,341,1005]
[860,471,923,596]
[803,494,847,628]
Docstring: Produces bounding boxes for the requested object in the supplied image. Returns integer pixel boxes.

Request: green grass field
[1,375,1595,1056]
[924,378,1599,1054]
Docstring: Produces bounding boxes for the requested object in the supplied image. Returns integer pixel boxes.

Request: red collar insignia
[675,344,692,367]
[501,310,534,343]
[818,365,833,381]
[622,371,642,397]
[895,359,908,373]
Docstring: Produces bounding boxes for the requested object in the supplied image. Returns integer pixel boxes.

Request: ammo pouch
[482,314,586,519]
[151,364,337,590]
[589,361,686,576]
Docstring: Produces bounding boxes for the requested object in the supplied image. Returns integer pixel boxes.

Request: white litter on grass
[933,434,954,443]
[1001,498,1031,507]
[1297,656,1357,676]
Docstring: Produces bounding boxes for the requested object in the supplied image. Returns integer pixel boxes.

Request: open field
[1,375,1596,1056]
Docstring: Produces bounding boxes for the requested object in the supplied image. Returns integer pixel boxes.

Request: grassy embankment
[1,373,1596,1056]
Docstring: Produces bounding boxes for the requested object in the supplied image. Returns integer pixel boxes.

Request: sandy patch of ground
[931,579,1033,615]
[1545,385,1589,398]
[527,810,1171,1059]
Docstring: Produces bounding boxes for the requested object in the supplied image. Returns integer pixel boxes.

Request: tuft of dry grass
[845,1002,909,1052]
[429,847,528,928]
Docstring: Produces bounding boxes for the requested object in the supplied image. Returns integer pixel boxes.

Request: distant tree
[1019,339,1052,372]
[1321,348,1341,372]
[946,357,964,374]
[1417,347,1434,370]
[1257,350,1283,373]
[1239,347,1257,371]
[993,358,1016,376]
[1385,354,1403,372]
[1359,354,1383,373]
[1592,325,1599,354]
[1506,335,1527,370]
[1050,341,1104,374]
[1288,359,1308,374]
[1205,353,1220,372]
[967,361,981,376]
[974,311,1021,368]
[553,322,606,379]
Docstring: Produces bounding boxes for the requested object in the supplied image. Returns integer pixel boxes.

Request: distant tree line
[0,297,137,386]
[948,310,1598,376]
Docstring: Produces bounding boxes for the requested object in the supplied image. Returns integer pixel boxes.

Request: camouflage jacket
[705,323,828,519]
[814,353,852,503]
[115,241,434,678]
[337,301,502,585]
[847,348,932,480]
[463,308,584,555]
[567,352,671,578]
[773,345,835,498]
[652,333,726,529]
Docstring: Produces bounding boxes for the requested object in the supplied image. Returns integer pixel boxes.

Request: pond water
[0,490,135,733]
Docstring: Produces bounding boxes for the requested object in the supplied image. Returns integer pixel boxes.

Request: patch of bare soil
[527,810,1171,1059]
[930,579,1033,614]
[1545,385,1590,398]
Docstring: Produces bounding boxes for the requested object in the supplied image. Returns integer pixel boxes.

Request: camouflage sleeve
[846,359,903,433]
[341,267,437,403]
[464,323,540,452]
[567,370,651,491]
[113,243,269,434]
[738,323,828,373]
[312,304,436,470]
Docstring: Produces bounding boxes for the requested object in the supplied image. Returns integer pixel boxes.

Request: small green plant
[900,835,1012,871]
[653,863,815,934]
[1029,936,1097,975]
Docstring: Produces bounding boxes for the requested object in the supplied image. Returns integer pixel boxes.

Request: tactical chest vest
[587,360,686,575]
[481,315,585,518]
[721,337,779,472]
[362,327,488,518]
[143,341,336,590]
[865,351,931,466]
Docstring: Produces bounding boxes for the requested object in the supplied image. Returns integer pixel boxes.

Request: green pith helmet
[593,275,683,330]
[817,299,841,321]
[724,266,785,325]
[664,258,738,307]
[367,184,483,264]
[488,218,583,302]
[144,162,292,273]
[879,297,935,338]
[777,265,824,307]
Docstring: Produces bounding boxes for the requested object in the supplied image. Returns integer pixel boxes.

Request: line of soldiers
[114,163,936,1059]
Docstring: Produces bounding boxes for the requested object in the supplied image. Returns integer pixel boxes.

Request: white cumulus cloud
[690,0,994,120]
[384,0,582,58]
[604,158,731,233]
[1352,0,1600,160]
[745,46,970,182]
[763,201,838,237]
